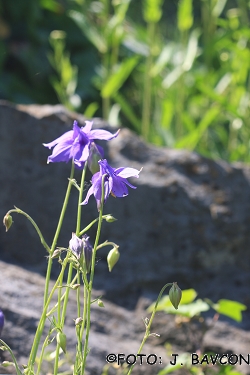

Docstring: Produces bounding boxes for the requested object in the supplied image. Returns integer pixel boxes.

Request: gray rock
[1,261,250,375]
[0,100,249,327]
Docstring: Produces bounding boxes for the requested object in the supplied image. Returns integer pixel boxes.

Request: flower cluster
[44,120,141,209]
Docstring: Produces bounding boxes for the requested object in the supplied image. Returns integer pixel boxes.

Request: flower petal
[89,129,119,141]
[81,120,93,134]
[111,176,129,197]
[116,167,140,179]
[47,141,72,163]
[43,130,74,149]
[81,185,94,205]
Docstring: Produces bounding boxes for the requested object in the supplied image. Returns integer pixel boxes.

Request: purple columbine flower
[43,120,119,168]
[81,159,141,210]
[69,233,83,259]
[0,309,4,336]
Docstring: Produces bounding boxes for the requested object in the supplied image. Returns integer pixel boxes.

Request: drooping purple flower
[81,159,141,210]
[0,309,4,336]
[43,121,119,168]
[69,233,83,259]
[82,235,92,273]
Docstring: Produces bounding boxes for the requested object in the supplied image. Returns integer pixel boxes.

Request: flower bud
[3,214,13,232]
[2,361,14,367]
[75,317,83,326]
[107,246,120,272]
[104,215,117,223]
[82,235,93,273]
[87,142,103,175]
[69,233,83,259]
[169,282,182,310]
[71,283,81,290]
[51,249,61,259]
[0,309,4,336]
[97,299,104,307]
[56,332,67,354]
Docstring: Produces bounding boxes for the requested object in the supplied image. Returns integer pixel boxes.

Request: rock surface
[1,260,250,375]
[0,101,250,373]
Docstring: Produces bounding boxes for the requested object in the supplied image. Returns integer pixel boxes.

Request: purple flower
[69,233,83,259]
[43,121,119,168]
[0,309,4,336]
[81,159,141,210]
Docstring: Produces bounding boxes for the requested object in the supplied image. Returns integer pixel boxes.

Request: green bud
[3,214,13,232]
[107,246,120,272]
[169,282,182,310]
[56,332,67,353]
[2,361,14,367]
[51,249,61,259]
[97,299,104,307]
[104,215,117,223]
[71,283,81,290]
[75,317,83,326]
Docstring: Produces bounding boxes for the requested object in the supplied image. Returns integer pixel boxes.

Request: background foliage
[1,0,250,162]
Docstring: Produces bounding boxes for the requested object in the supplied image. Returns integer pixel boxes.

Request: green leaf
[147,289,197,312]
[158,353,191,374]
[101,56,139,98]
[84,102,99,118]
[213,299,247,322]
[113,92,141,131]
[68,10,107,53]
[175,105,220,149]
[164,299,210,318]
[178,0,193,31]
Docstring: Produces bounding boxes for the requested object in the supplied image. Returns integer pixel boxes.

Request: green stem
[27,254,70,373]
[80,174,106,374]
[7,208,50,254]
[0,339,23,375]
[44,161,75,306]
[142,21,155,141]
[126,282,173,375]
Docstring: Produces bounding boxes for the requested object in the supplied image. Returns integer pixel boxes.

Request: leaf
[101,56,139,98]
[113,92,141,131]
[158,353,191,374]
[147,289,197,312]
[68,10,107,53]
[164,299,210,318]
[213,299,247,322]
[175,106,220,149]
[178,0,193,31]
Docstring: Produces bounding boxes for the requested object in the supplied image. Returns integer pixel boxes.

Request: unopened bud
[104,215,117,223]
[87,142,103,175]
[107,246,120,272]
[169,282,182,310]
[3,214,13,232]
[51,249,61,259]
[97,299,104,307]
[71,283,81,290]
[56,332,67,353]
[2,361,14,367]
[83,235,93,273]
[75,317,83,326]
[69,233,83,259]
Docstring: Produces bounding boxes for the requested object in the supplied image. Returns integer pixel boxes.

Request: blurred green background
[1,0,250,162]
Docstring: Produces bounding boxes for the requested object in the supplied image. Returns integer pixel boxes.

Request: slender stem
[126,283,173,375]
[7,208,50,253]
[0,339,23,375]
[27,254,70,373]
[76,162,87,236]
[142,22,155,141]
[44,161,75,306]
[81,174,106,374]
